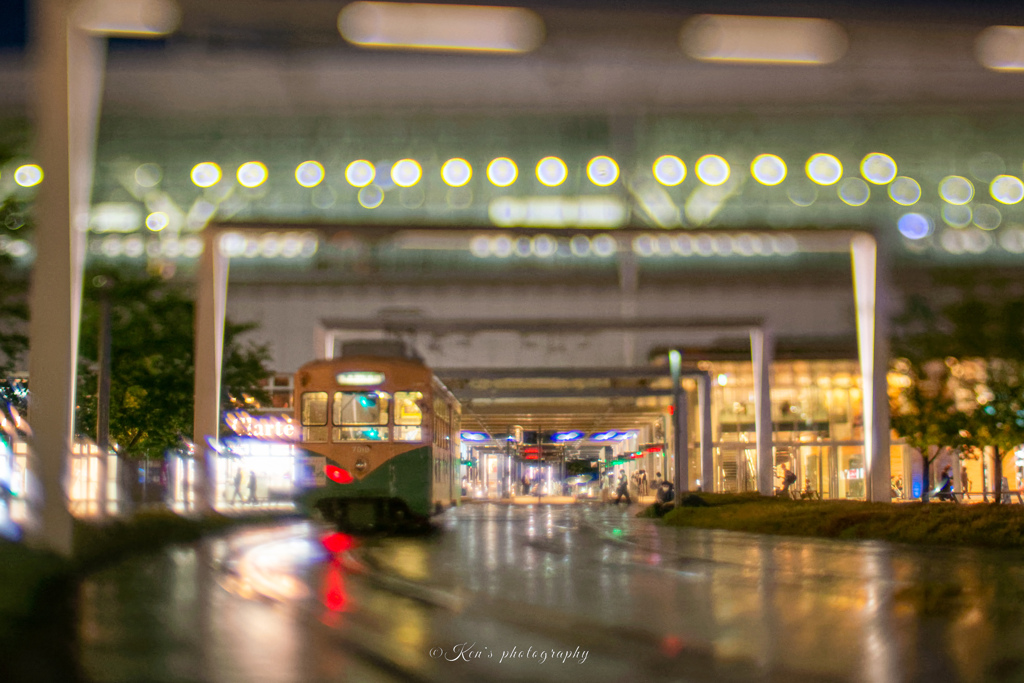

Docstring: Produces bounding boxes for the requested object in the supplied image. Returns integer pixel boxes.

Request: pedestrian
[1001,475,1011,504]
[936,465,954,501]
[654,479,675,516]
[653,471,664,490]
[638,469,649,498]
[247,470,258,504]
[800,477,816,500]
[231,468,243,504]
[614,470,632,505]
[960,465,970,496]
[780,465,797,497]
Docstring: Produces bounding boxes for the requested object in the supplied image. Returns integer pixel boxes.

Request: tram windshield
[333,391,390,442]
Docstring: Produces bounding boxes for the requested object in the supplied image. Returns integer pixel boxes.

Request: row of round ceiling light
[470,234,619,258]
[185,156,1024,204]
[632,233,798,257]
[218,231,320,259]
[91,235,205,260]
[468,232,799,258]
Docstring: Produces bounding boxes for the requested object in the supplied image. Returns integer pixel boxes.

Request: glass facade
[706,359,905,499]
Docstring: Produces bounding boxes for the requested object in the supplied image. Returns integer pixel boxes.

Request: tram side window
[394,391,424,442]
[333,391,390,442]
[301,392,329,443]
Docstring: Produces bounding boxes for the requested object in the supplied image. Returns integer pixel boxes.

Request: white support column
[27,0,106,555]
[851,233,891,502]
[751,328,774,496]
[698,373,714,492]
[669,350,688,498]
[193,230,229,512]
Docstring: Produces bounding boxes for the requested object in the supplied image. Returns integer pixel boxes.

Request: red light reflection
[321,559,349,614]
[321,532,354,554]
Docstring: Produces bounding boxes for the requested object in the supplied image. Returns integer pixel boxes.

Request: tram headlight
[355,458,368,473]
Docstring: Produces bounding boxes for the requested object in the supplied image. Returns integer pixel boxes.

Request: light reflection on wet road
[80,504,1024,682]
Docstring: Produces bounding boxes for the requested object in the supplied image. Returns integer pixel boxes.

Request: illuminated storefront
[170,410,307,511]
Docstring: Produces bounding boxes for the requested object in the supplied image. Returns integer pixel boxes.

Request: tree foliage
[75,272,272,460]
[892,292,1024,502]
[0,127,32,378]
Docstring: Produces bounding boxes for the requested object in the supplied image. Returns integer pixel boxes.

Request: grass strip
[657,493,1024,548]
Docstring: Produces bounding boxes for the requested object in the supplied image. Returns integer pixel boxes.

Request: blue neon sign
[461,431,490,442]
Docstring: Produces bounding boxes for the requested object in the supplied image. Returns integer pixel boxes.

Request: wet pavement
[79,503,1024,682]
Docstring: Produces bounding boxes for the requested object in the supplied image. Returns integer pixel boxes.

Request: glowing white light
[357,185,384,208]
[999,227,1024,253]
[532,235,557,257]
[696,155,729,186]
[487,158,518,187]
[338,1,544,54]
[7,240,29,258]
[898,213,931,240]
[591,234,617,257]
[14,164,43,187]
[586,156,619,186]
[939,176,974,205]
[751,154,786,185]
[806,153,842,185]
[569,235,591,256]
[123,236,145,258]
[653,155,686,186]
[441,158,472,187]
[260,233,282,258]
[888,177,921,206]
[990,175,1024,204]
[237,161,268,188]
[492,235,513,258]
[838,177,870,206]
[681,14,847,65]
[219,232,246,257]
[345,160,376,187]
[974,204,1002,230]
[976,25,1024,71]
[942,204,972,228]
[134,163,161,188]
[860,153,897,185]
[391,159,422,187]
[470,235,491,257]
[190,162,221,188]
[183,237,203,258]
[295,161,324,188]
[145,211,169,231]
[74,0,180,36]
[536,157,568,187]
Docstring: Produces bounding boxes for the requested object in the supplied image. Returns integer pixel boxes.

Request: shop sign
[225,410,298,441]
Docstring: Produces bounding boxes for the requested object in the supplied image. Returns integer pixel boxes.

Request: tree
[958,359,1024,504]
[893,291,1024,504]
[75,272,273,461]
[889,358,970,502]
[0,128,32,380]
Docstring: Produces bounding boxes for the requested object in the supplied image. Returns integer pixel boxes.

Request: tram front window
[301,391,329,443]
[394,391,424,442]
[333,391,390,441]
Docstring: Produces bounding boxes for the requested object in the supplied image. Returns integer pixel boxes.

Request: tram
[294,343,460,529]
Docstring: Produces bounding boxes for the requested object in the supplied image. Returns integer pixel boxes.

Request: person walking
[960,465,970,497]
[638,469,649,498]
[614,470,632,505]
[936,465,954,501]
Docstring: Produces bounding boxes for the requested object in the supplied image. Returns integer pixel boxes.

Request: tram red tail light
[326,465,354,484]
[321,532,354,554]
